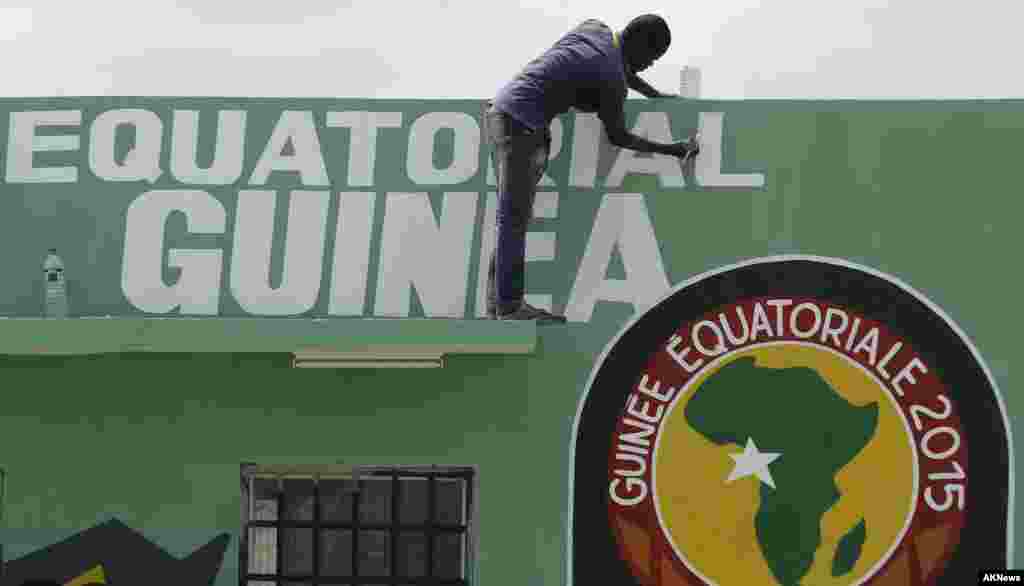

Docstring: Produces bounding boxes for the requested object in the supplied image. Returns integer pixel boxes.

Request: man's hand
[667,137,700,160]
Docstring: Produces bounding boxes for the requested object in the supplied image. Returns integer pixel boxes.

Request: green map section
[684,357,879,585]
[833,519,867,577]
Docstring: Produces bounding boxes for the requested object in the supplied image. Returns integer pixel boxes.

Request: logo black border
[568,256,1013,586]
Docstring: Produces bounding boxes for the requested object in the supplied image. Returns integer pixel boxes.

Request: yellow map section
[653,344,916,585]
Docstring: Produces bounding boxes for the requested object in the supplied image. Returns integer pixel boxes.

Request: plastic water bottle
[43,248,68,317]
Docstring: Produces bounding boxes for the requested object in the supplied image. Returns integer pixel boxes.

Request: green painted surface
[833,520,868,578]
[0,318,536,355]
[0,96,1020,584]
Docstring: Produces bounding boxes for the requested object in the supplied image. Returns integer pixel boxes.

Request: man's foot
[495,302,567,324]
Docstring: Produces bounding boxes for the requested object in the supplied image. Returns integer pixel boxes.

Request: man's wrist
[653,142,680,156]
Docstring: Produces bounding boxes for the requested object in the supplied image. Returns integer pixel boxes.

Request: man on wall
[485,14,699,323]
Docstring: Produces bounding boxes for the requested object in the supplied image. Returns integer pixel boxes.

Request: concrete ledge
[0,317,537,356]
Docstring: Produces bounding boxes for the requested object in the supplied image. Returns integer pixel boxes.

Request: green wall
[0,97,1021,583]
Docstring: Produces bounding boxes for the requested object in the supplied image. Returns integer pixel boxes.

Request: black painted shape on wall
[1,518,230,586]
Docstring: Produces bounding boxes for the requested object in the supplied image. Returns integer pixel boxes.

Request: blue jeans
[483,104,551,314]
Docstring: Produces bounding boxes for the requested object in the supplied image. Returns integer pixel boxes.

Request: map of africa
[684,356,880,585]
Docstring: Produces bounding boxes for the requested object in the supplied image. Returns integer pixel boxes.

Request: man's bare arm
[608,128,683,155]
[627,72,675,98]
[600,102,694,157]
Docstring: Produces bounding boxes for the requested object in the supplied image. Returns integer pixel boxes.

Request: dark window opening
[240,465,475,586]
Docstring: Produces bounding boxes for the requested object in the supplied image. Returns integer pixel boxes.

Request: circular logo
[572,257,1009,586]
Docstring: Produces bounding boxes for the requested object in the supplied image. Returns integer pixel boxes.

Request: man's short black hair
[623,14,672,60]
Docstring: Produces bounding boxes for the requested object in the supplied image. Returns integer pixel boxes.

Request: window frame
[240,464,477,586]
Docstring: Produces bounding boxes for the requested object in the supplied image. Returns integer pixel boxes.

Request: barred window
[240,464,475,586]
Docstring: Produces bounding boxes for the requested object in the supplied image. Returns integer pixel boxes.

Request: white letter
[230,190,330,315]
[327,111,403,187]
[6,111,81,183]
[524,229,558,311]
[89,109,164,183]
[619,419,656,447]
[853,327,881,366]
[695,112,765,188]
[750,302,774,341]
[766,299,793,335]
[407,112,480,185]
[539,117,564,186]
[122,190,225,314]
[626,394,663,423]
[327,192,377,316]
[605,112,685,188]
[876,342,904,380]
[609,478,647,507]
[525,191,561,311]
[565,194,670,322]
[719,306,751,346]
[374,192,478,317]
[692,320,727,357]
[249,111,329,186]
[612,453,647,477]
[821,307,849,347]
[845,317,863,351]
[892,357,928,397]
[790,302,822,339]
[666,335,703,373]
[170,110,246,185]
[638,374,676,402]
[569,113,602,188]
[475,191,499,317]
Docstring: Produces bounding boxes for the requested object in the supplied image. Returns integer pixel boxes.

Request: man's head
[621,14,671,73]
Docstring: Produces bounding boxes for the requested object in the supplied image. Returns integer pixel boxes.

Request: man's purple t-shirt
[493,19,627,132]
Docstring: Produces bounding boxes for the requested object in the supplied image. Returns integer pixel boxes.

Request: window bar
[427,470,437,582]
[463,469,475,584]
[0,467,6,581]
[390,468,400,580]
[239,473,250,586]
[352,474,361,580]
[277,476,286,584]
[313,475,321,586]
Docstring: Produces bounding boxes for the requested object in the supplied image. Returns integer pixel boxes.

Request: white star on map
[726,438,782,489]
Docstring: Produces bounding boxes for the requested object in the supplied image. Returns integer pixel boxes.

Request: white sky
[0,0,1020,100]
